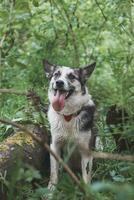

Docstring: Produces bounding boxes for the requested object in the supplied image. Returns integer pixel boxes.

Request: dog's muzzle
[55,80,64,89]
[52,80,74,112]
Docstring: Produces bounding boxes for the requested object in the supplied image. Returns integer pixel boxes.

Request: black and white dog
[43,60,96,189]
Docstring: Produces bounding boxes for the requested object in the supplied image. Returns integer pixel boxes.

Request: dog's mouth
[54,89,74,99]
[52,89,74,112]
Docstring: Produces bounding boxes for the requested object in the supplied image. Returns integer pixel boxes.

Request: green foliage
[0,0,134,199]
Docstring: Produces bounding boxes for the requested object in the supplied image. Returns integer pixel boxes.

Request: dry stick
[92,151,134,162]
[79,145,134,162]
[0,88,27,96]
[0,118,82,190]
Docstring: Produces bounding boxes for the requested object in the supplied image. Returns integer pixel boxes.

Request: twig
[78,144,134,162]
[49,0,58,39]
[0,88,48,115]
[94,0,107,21]
[52,0,79,65]
[0,33,7,49]
[0,88,27,96]
[89,20,106,61]
[62,5,79,66]
[92,151,134,162]
[0,118,82,190]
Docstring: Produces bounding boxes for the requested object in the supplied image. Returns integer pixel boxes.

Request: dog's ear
[79,62,96,82]
[43,59,56,79]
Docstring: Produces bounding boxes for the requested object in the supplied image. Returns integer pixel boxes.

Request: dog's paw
[48,182,56,191]
[43,193,53,200]
[42,183,56,200]
[42,187,54,200]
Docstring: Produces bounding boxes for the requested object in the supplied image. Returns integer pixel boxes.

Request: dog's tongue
[52,90,65,111]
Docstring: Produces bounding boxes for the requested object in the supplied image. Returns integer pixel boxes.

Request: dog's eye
[68,73,76,80]
[54,71,61,78]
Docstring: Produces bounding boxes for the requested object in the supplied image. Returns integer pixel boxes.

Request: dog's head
[43,60,96,112]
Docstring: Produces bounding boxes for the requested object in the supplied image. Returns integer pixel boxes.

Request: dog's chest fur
[48,107,80,139]
[48,98,95,148]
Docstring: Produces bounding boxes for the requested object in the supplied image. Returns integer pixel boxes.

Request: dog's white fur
[47,66,95,189]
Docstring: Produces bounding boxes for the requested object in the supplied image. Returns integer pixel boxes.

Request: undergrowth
[0,0,134,199]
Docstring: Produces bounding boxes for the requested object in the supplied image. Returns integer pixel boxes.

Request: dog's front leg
[48,141,61,190]
[81,152,93,184]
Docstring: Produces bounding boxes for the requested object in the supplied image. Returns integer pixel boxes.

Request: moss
[4,132,35,147]
[0,144,9,152]
[0,132,36,164]
[0,145,9,163]
[0,157,8,163]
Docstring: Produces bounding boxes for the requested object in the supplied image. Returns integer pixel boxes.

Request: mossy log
[0,126,49,199]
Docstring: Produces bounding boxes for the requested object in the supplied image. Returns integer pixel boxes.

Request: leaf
[33,0,39,7]
[113,175,125,183]
[15,13,30,21]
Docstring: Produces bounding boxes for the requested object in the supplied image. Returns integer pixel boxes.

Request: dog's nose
[56,80,64,88]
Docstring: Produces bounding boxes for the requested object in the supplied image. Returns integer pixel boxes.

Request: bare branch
[0,88,48,115]
[94,0,107,21]
[0,33,7,49]
[92,151,134,162]
[0,88,27,96]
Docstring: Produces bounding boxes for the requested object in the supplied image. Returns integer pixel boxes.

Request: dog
[43,60,96,189]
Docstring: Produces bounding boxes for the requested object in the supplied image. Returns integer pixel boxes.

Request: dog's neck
[63,109,82,122]
[63,114,74,122]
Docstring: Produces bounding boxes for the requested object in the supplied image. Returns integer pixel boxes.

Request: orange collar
[63,114,73,122]
[63,109,81,122]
